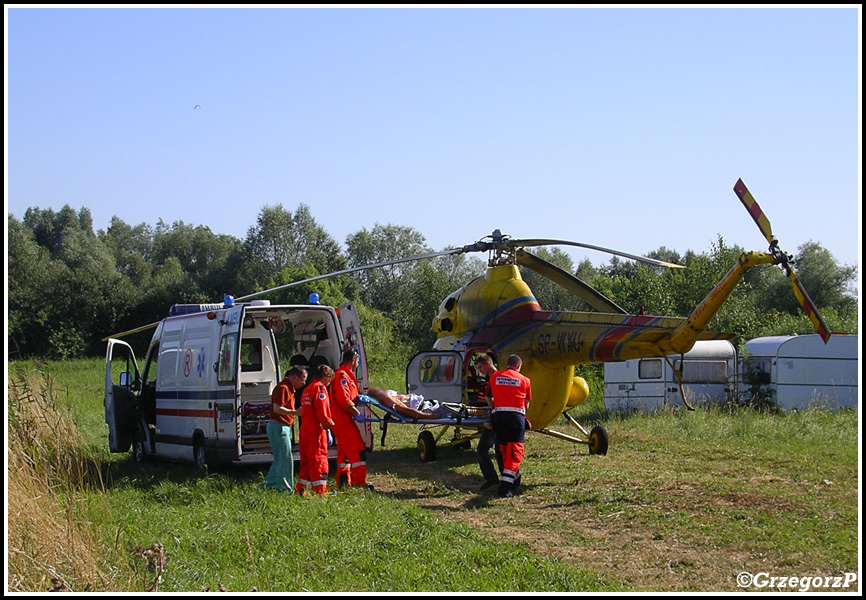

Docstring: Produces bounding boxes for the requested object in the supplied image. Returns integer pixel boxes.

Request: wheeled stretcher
[356,394,491,461]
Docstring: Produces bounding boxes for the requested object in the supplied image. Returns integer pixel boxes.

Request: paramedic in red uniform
[260,365,306,492]
[489,354,532,498]
[296,364,336,496]
[329,350,368,488]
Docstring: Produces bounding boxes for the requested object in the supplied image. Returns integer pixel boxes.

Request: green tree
[10,208,137,357]
[240,204,347,293]
[345,224,484,354]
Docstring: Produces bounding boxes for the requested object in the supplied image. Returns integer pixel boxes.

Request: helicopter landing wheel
[417,431,437,462]
[588,425,609,456]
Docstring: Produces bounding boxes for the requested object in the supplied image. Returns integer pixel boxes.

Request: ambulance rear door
[338,301,373,450]
[219,303,245,460]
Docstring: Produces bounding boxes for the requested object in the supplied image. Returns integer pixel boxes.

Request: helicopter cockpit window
[638,359,662,379]
[419,355,458,385]
[240,338,263,372]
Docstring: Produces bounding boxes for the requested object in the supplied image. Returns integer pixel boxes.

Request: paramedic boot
[312,472,329,495]
[336,464,351,489]
[350,462,367,488]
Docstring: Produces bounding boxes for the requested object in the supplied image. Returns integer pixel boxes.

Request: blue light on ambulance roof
[224,294,235,307]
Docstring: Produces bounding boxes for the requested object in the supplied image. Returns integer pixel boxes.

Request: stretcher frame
[356,394,492,461]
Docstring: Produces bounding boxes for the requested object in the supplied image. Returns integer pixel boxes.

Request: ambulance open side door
[105,338,141,453]
[406,351,464,404]
[338,301,373,450]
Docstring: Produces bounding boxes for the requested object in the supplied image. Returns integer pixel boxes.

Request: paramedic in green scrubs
[260,366,306,491]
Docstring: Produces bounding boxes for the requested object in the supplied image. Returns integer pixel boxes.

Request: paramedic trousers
[261,420,294,492]
[335,446,367,488]
[491,411,526,496]
[477,426,503,484]
[297,426,329,495]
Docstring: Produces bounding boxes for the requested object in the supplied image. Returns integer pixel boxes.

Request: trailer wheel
[417,431,437,462]
[193,438,208,474]
[588,425,609,456]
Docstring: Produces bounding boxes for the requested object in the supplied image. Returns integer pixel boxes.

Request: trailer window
[638,359,662,379]
[674,360,728,383]
[218,334,238,385]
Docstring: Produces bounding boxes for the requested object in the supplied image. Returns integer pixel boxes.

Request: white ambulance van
[740,333,858,411]
[104,298,371,471]
[604,340,737,412]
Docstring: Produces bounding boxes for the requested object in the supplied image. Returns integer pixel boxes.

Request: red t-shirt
[269,377,296,426]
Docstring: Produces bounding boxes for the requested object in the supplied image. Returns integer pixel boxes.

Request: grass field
[6,358,860,592]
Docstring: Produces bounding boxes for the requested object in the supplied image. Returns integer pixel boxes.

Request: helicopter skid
[535,411,609,456]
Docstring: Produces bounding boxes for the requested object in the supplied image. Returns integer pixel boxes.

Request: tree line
[7,204,858,368]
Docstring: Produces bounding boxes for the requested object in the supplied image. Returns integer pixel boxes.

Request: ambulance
[104,297,372,471]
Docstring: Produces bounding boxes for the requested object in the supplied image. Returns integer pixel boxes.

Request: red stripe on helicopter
[590,315,659,362]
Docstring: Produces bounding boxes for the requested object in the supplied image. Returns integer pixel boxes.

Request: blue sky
[6,6,861,277]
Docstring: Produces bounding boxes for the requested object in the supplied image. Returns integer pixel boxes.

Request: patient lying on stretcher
[366,388,462,420]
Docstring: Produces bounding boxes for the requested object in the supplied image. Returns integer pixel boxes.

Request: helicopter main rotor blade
[101,321,160,342]
[235,247,467,301]
[506,239,684,269]
[515,249,626,314]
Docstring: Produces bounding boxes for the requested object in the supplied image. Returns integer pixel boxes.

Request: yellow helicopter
[235,179,830,459]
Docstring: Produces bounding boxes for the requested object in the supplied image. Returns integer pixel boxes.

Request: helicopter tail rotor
[733,179,831,343]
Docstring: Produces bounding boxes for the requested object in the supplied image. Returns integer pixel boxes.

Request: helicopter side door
[105,338,142,453]
[406,351,464,404]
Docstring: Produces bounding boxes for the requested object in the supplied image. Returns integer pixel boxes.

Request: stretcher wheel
[588,425,608,456]
[417,431,437,462]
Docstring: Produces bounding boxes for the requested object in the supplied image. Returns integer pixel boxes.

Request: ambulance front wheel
[133,438,146,463]
[193,437,208,473]
[588,426,608,456]
[132,421,148,463]
[417,431,437,462]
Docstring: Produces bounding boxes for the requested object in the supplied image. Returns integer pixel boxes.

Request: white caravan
[104,299,371,471]
[740,334,858,411]
[604,340,737,412]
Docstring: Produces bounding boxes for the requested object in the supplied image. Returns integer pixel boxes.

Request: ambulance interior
[238,307,342,453]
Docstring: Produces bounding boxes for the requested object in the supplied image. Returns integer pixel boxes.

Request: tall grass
[7,363,134,592]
